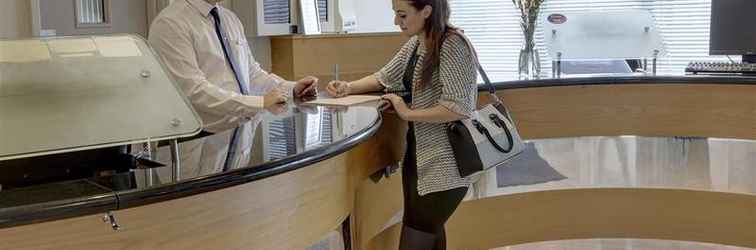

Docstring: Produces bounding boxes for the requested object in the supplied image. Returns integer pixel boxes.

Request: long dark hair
[405,0,458,88]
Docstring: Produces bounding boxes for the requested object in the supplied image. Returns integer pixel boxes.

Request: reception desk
[0,102,403,250]
[2,75,756,250]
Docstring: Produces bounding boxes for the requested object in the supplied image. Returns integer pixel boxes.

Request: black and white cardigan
[375,33,478,196]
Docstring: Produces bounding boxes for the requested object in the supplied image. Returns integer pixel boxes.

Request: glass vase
[518,46,541,80]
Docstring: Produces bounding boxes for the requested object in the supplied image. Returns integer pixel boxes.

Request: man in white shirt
[148,0,317,176]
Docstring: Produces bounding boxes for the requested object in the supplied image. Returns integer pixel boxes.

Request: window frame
[74,0,112,29]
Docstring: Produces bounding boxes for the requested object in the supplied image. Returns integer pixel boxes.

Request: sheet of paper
[0,40,51,63]
[94,36,142,57]
[304,95,382,106]
[48,38,97,54]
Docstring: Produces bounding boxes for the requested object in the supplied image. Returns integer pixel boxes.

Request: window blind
[450,0,728,81]
[263,0,290,24]
[77,0,106,24]
[318,0,329,22]
[267,118,297,160]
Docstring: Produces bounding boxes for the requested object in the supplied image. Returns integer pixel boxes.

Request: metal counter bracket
[384,164,399,178]
[102,211,120,231]
[169,139,181,182]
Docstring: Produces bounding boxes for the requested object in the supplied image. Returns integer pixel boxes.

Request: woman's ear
[422,5,433,19]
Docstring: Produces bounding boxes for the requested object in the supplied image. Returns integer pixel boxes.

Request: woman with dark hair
[326,0,478,249]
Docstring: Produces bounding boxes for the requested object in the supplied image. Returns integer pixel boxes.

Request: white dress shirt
[147,0,291,178]
[149,0,294,133]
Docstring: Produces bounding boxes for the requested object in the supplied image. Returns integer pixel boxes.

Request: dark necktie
[210,7,245,171]
[210,7,249,95]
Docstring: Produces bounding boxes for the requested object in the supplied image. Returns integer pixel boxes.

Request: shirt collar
[186,0,215,18]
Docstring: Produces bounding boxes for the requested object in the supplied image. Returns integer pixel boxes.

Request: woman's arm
[382,93,465,123]
[327,75,384,96]
[326,38,419,97]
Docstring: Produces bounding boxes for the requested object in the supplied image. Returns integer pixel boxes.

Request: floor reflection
[476,136,756,198]
[493,239,753,250]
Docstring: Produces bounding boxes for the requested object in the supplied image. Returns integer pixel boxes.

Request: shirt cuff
[280,80,296,99]
[269,73,296,99]
[240,95,264,109]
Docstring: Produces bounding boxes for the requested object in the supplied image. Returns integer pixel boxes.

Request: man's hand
[265,103,287,115]
[294,76,319,98]
[264,88,287,107]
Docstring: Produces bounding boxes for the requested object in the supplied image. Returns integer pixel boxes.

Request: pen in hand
[332,64,346,97]
[333,64,340,82]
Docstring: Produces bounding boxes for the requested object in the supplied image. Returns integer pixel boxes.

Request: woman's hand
[325,80,351,98]
[382,94,412,120]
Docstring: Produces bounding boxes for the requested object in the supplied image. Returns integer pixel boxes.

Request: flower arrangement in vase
[512,0,545,79]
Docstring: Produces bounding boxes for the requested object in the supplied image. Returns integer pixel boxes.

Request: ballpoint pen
[332,64,345,96]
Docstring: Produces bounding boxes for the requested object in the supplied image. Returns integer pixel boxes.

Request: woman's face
[393,0,431,37]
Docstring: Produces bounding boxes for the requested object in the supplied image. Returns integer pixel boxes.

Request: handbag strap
[448,31,520,126]
[401,44,421,104]
[446,30,504,106]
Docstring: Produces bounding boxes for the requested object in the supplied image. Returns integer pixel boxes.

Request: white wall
[39,0,148,37]
[341,0,397,33]
[0,0,32,39]
[249,37,273,72]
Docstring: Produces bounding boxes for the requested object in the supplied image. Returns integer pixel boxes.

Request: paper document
[304,95,382,106]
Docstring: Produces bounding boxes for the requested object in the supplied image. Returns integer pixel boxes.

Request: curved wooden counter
[0,104,405,250]
[491,83,756,140]
[2,75,756,250]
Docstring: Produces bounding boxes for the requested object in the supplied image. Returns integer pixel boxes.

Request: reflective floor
[475,136,756,199]
[493,239,754,250]
[310,136,756,250]
[474,136,756,250]
[306,231,345,250]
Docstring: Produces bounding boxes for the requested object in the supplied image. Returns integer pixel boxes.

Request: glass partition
[542,10,667,60]
[0,35,202,161]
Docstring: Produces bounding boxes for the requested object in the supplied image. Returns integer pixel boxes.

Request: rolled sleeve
[438,35,478,118]
[374,70,404,93]
[374,37,419,93]
[149,18,264,121]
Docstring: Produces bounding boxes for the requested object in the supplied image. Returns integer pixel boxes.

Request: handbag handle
[472,119,514,153]
[489,114,515,152]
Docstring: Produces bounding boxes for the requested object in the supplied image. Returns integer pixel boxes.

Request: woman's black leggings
[402,124,468,250]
